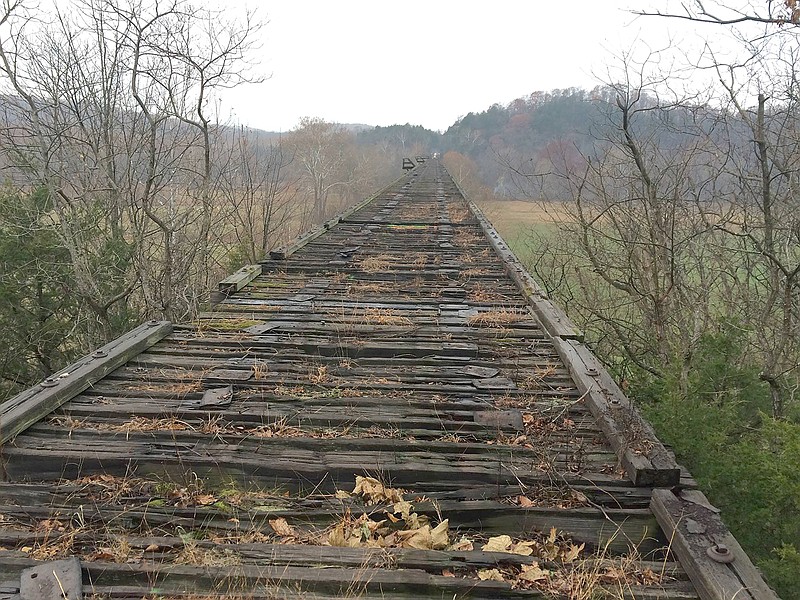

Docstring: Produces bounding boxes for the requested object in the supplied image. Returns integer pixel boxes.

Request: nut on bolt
[706,544,735,564]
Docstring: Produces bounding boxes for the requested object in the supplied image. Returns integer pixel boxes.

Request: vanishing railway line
[0,161,777,598]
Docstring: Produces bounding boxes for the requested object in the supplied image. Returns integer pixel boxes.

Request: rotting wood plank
[650,489,779,600]
[0,556,546,599]
[553,337,680,487]
[0,320,172,446]
[0,499,665,555]
[214,263,262,300]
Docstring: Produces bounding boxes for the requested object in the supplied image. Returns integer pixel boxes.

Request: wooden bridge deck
[0,162,776,598]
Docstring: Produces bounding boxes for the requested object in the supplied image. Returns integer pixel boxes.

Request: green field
[478,199,561,264]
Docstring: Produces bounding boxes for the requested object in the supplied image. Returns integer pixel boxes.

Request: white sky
[220,1,733,132]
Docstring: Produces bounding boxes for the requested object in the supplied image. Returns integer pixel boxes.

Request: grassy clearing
[477,199,563,263]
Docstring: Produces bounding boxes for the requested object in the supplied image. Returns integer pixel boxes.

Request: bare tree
[289,117,354,225]
[0,0,264,334]
[636,1,800,28]
[216,127,300,264]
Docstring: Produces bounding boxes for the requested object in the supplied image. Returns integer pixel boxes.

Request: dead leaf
[448,536,474,551]
[548,527,557,544]
[328,524,347,547]
[482,534,512,553]
[570,489,589,504]
[510,540,536,556]
[518,562,550,582]
[563,542,584,562]
[194,494,217,506]
[334,490,351,500]
[269,517,296,538]
[393,499,412,517]
[403,511,429,529]
[477,568,505,582]
[352,475,404,504]
[430,519,449,550]
[442,568,455,577]
[517,495,534,507]
[144,543,160,552]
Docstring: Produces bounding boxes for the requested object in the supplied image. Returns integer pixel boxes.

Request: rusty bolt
[706,544,735,564]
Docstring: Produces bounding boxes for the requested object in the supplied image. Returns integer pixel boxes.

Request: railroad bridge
[0,162,777,598]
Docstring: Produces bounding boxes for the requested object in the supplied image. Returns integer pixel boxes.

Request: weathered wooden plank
[217,263,262,295]
[20,557,82,600]
[651,489,779,600]
[0,499,664,555]
[0,556,539,599]
[0,444,620,500]
[0,320,172,445]
[553,337,680,487]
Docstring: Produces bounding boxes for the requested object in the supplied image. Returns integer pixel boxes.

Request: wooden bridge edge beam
[0,320,173,446]
[553,337,681,488]
[445,168,681,488]
[651,488,779,600]
[450,177,583,341]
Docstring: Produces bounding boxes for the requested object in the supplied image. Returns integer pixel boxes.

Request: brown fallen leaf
[477,568,505,582]
[442,568,455,577]
[563,542,585,562]
[352,476,404,504]
[194,494,217,506]
[482,534,512,553]
[510,540,536,556]
[447,536,474,551]
[144,543,160,552]
[571,489,589,504]
[517,495,535,507]
[269,517,296,538]
[518,562,550,583]
[430,519,450,550]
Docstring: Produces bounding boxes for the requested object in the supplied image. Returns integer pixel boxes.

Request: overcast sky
[220,1,728,133]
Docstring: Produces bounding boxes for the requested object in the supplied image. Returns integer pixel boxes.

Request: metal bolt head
[707,544,735,564]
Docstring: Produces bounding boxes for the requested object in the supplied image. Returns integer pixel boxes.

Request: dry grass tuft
[361,308,413,326]
[360,255,395,272]
[460,267,491,277]
[467,309,528,327]
[452,229,482,247]
[309,365,330,384]
[469,283,506,303]
[126,380,203,397]
[348,281,386,295]
[447,205,471,223]
[518,364,559,390]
